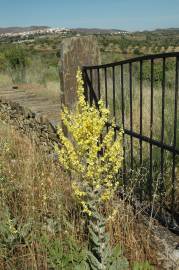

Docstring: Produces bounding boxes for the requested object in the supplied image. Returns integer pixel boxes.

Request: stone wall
[136,213,179,269]
[0,98,60,153]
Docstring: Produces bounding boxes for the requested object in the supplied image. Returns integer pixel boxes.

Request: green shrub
[4,46,27,83]
[133,48,142,55]
[39,234,89,270]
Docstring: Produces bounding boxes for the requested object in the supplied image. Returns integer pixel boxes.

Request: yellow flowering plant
[56,68,123,215]
[56,69,125,269]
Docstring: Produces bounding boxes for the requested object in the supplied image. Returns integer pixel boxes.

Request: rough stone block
[60,36,101,109]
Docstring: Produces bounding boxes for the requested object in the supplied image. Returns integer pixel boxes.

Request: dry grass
[105,191,158,268]
[0,121,84,269]
[0,121,156,269]
[0,73,13,88]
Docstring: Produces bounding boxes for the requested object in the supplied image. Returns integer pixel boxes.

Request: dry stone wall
[0,98,60,153]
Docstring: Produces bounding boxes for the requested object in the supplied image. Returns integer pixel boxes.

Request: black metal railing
[82,52,179,234]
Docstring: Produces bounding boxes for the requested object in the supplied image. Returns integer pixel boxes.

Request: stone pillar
[59,36,101,110]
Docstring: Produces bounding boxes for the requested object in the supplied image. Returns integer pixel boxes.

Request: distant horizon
[0,0,179,31]
[0,24,179,33]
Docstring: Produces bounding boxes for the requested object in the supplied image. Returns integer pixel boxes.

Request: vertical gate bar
[89,69,93,106]
[171,56,179,224]
[104,67,108,108]
[97,68,101,100]
[160,57,166,198]
[149,59,154,203]
[139,60,143,201]
[112,66,116,119]
[121,64,126,186]
[121,64,125,129]
[82,68,88,103]
[104,67,109,133]
[112,66,116,139]
[139,60,143,165]
[129,62,133,170]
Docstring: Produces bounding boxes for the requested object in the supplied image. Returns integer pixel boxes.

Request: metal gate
[82,52,179,233]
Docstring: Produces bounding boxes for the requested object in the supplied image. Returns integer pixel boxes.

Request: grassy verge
[0,121,156,269]
[0,121,87,269]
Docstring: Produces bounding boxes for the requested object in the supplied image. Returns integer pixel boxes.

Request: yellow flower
[56,68,123,215]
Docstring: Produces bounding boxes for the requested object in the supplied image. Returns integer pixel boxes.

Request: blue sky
[0,0,179,31]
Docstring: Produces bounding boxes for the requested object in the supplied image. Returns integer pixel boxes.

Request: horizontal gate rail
[112,125,179,155]
[83,51,179,69]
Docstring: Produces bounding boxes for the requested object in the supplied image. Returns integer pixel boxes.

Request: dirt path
[0,85,61,125]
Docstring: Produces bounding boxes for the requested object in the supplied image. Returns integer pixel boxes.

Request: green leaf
[74,261,90,270]
[109,257,129,270]
[87,250,103,270]
[111,244,122,258]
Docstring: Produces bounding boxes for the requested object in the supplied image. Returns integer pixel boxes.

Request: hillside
[1,26,179,35]
[0,26,49,34]
[71,27,128,34]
